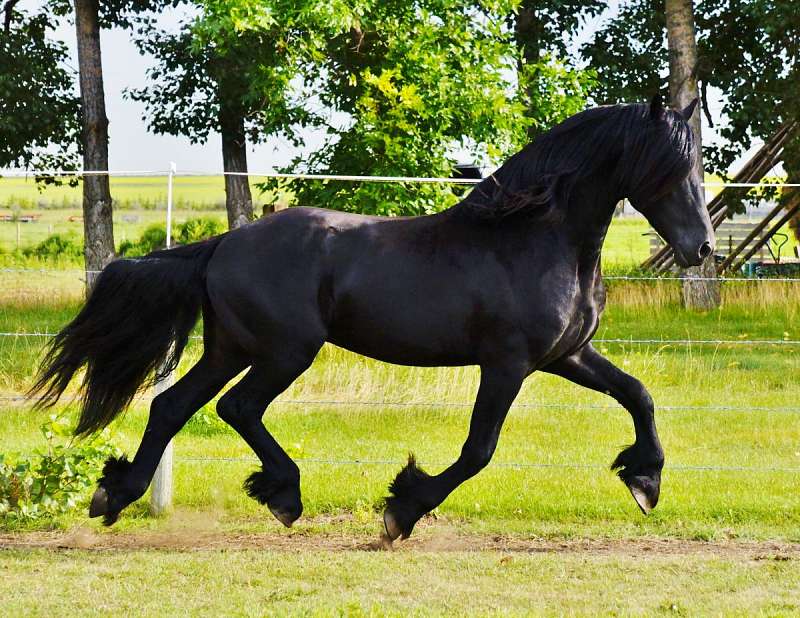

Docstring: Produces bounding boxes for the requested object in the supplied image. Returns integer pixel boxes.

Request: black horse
[31,96,713,541]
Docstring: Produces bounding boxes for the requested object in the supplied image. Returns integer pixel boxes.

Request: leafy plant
[118,223,167,256]
[0,415,120,521]
[119,217,224,256]
[175,217,225,244]
[22,233,83,260]
[183,405,231,436]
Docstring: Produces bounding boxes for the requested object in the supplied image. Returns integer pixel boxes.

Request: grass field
[1,184,799,613]
[1,283,799,615]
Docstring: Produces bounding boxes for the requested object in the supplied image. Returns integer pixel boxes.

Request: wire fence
[3,167,800,187]
[174,456,800,475]
[6,267,800,284]
[3,168,800,488]
[2,395,800,415]
[1,331,797,347]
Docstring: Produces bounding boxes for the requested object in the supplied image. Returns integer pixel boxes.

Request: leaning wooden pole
[715,202,786,273]
[727,192,800,274]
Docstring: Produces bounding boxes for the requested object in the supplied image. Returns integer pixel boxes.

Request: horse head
[627,96,715,267]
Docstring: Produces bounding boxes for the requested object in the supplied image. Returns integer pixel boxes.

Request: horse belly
[326,283,477,367]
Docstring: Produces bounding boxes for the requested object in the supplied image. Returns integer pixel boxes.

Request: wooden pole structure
[150,162,176,516]
[728,193,800,273]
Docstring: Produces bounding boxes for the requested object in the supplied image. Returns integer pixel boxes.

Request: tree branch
[3,0,22,32]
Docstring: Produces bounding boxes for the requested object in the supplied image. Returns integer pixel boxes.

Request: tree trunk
[514,1,543,140]
[74,0,114,291]
[220,113,253,230]
[665,0,720,309]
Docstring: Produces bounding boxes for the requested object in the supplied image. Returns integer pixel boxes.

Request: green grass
[1,285,799,542]
[2,236,800,613]
[0,175,276,210]
[1,546,798,615]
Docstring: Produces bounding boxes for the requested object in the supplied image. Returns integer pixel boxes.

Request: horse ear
[681,97,699,120]
[649,94,664,120]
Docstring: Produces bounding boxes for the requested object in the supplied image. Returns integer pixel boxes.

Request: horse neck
[562,175,621,266]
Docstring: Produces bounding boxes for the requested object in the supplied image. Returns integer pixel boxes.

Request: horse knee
[620,376,654,414]
[461,445,494,474]
[149,392,187,430]
[216,394,253,427]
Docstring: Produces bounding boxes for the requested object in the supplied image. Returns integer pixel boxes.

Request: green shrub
[183,406,231,436]
[118,223,167,257]
[0,415,120,522]
[22,233,83,260]
[119,218,224,257]
[175,217,225,244]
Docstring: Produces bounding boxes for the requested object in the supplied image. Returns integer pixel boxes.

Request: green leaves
[581,0,800,202]
[278,1,592,215]
[0,8,80,173]
[0,415,121,522]
[134,0,593,217]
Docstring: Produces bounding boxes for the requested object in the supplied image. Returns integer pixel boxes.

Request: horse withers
[30,96,713,541]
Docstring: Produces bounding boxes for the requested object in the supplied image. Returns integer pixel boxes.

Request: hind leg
[90,352,245,525]
[216,348,319,527]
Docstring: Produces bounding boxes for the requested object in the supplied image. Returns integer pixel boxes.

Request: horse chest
[520,279,603,365]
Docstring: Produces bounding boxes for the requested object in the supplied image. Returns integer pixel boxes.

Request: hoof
[269,507,298,528]
[626,475,660,515]
[383,510,403,542]
[244,468,302,527]
[88,486,120,526]
[382,454,431,541]
[89,487,108,518]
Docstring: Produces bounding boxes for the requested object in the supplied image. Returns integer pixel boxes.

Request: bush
[183,406,231,436]
[22,233,83,260]
[0,416,120,522]
[175,217,225,245]
[119,217,225,257]
[118,223,166,257]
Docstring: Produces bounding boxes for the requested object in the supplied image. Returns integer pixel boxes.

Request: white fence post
[150,162,177,516]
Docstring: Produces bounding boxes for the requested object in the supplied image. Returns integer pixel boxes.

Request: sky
[18,1,750,176]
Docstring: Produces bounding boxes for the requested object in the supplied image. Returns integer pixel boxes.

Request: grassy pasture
[1,283,798,542]
[2,191,800,613]
[1,544,798,615]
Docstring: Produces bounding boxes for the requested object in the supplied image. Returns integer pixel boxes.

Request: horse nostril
[698,241,713,260]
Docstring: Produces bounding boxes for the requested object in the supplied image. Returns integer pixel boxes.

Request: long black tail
[29,236,225,436]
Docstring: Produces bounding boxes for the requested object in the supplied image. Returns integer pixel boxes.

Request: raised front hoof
[244,469,302,528]
[625,475,660,515]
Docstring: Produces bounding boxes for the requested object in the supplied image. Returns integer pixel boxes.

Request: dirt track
[1,524,797,560]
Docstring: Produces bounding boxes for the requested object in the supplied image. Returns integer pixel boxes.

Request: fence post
[150,162,177,515]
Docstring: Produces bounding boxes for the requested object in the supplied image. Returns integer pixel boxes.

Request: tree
[582,0,800,231]
[45,0,179,284]
[72,0,115,285]
[664,0,719,309]
[128,9,319,229]
[0,5,80,174]
[511,0,604,139]
[275,0,594,216]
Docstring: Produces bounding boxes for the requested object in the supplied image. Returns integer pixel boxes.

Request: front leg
[383,363,527,541]
[544,344,664,514]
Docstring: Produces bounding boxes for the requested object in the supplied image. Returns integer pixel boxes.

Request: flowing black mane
[458,102,696,221]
